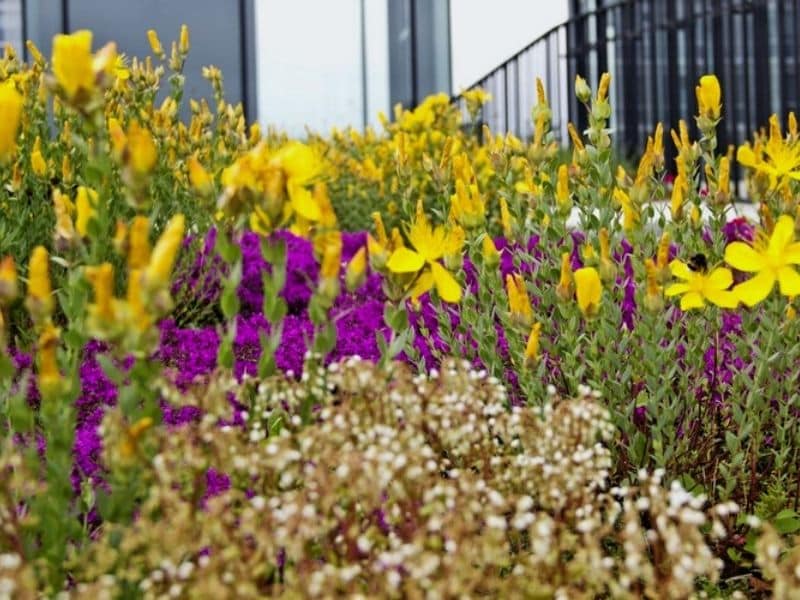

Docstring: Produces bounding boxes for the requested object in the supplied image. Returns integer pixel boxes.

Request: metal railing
[455,0,800,163]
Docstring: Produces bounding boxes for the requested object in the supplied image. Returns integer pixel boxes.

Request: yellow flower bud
[596,72,611,102]
[556,164,571,214]
[187,153,213,193]
[31,136,47,177]
[26,246,53,323]
[556,253,574,302]
[127,120,157,174]
[597,228,617,283]
[524,322,542,366]
[346,246,367,292]
[0,256,18,305]
[179,24,190,55]
[643,258,664,312]
[36,323,62,397]
[696,74,722,121]
[147,29,164,58]
[575,75,591,103]
[75,186,97,238]
[62,154,73,184]
[506,273,532,327]
[482,235,500,268]
[85,262,116,323]
[574,267,602,318]
[52,30,94,100]
[144,214,184,291]
[499,197,513,238]
[0,81,23,162]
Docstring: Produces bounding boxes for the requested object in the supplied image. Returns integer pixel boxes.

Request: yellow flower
[0,81,23,162]
[671,173,686,221]
[574,267,602,318]
[147,29,165,58]
[386,213,461,304]
[75,186,98,237]
[696,74,721,120]
[449,179,485,228]
[317,230,342,301]
[144,214,185,291]
[36,322,62,396]
[664,259,737,310]
[598,228,617,282]
[568,122,585,151]
[127,120,157,174]
[575,75,591,103]
[128,216,151,269]
[556,252,573,301]
[346,246,367,292]
[52,30,94,99]
[737,115,800,190]
[84,263,123,340]
[643,258,664,312]
[524,322,542,366]
[499,197,513,238]
[31,136,47,176]
[0,256,18,305]
[724,215,800,306]
[505,273,532,326]
[62,155,73,183]
[26,40,44,65]
[119,416,154,460]
[187,153,213,193]
[179,24,190,55]
[614,188,639,231]
[25,246,53,323]
[53,189,77,249]
[482,235,500,268]
[596,72,611,102]
[556,164,570,213]
[126,268,151,333]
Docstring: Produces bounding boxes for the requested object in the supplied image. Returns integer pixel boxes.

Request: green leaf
[96,354,125,386]
[220,284,240,320]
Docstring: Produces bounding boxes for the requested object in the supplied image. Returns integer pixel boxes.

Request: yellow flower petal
[706,267,733,290]
[769,215,795,255]
[386,247,425,274]
[724,242,766,272]
[777,266,800,297]
[431,261,461,303]
[669,259,692,281]
[737,144,756,168]
[288,183,321,222]
[408,269,434,301]
[784,241,800,265]
[734,270,776,307]
[665,283,690,297]
[705,288,738,309]
[680,291,704,311]
[574,267,602,317]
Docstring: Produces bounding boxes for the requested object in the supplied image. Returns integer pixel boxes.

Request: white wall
[450,0,568,93]
[254,0,569,134]
[254,0,388,136]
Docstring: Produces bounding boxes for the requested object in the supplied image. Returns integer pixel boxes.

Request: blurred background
[0,0,797,157]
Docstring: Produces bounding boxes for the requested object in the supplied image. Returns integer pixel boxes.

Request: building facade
[568,0,799,156]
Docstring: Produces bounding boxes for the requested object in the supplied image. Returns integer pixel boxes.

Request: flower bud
[575,75,591,104]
